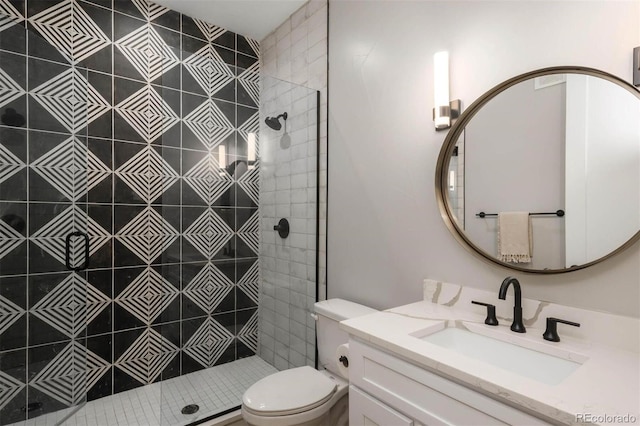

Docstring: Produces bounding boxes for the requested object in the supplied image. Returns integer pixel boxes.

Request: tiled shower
[0,0,321,424]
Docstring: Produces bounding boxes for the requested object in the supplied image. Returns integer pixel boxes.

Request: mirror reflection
[445,71,640,271]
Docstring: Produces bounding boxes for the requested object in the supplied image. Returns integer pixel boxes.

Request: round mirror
[435,66,640,273]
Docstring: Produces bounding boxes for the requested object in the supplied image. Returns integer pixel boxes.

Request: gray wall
[327,0,640,317]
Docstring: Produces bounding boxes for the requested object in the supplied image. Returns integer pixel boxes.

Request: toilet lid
[243,366,337,416]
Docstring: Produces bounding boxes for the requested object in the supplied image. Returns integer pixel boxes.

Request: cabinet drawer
[349,339,550,426]
[350,385,414,426]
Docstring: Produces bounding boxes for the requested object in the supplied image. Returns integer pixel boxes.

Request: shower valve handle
[274,218,290,238]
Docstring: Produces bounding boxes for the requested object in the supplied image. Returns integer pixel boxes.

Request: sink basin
[417,327,584,385]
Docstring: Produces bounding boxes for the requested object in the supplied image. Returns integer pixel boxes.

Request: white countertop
[340,300,640,425]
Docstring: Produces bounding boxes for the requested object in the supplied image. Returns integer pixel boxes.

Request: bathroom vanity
[341,280,640,426]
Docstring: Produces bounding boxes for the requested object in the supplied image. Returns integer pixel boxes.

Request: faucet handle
[471,301,499,326]
[543,317,581,342]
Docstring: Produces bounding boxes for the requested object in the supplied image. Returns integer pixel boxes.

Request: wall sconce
[218,144,226,169]
[634,46,639,87]
[433,51,461,131]
[247,132,257,169]
[448,170,456,192]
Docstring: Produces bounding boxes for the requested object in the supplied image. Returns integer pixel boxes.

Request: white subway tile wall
[258,0,328,370]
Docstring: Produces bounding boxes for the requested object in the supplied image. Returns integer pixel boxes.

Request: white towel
[497,212,532,263]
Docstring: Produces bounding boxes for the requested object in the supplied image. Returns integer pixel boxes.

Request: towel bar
[476,210,565,218]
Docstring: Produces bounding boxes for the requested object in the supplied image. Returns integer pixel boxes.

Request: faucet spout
[499,277,522,307]
[498,276,526,333]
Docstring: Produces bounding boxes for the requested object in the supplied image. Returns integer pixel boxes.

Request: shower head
[265,117,281,130]
[265,112,288,131]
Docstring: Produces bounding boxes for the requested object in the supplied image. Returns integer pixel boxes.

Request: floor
[9,356,276,426]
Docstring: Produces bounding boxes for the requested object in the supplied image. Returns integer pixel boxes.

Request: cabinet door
[349,385,413,426]
[350,339,549,425]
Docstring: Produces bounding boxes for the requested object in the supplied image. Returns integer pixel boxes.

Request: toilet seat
[242,366,337,416]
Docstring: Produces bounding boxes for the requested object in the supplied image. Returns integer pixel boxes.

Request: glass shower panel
[0,21,93,426]
[0,29,31,424]
[259,76,319,372]
[153,60,319,424]
[156,50,269,423]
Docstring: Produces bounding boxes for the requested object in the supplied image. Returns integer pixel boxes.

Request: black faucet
[543,317,580,342]
[498,277,526,333]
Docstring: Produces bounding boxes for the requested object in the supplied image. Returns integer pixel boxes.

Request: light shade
[247,132,256,162]
[218,144,226,169]
[434,51,451,129]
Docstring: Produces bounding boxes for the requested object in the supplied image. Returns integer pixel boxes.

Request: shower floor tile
[10,356,277,426]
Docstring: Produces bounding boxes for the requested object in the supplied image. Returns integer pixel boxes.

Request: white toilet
[241,299,377,426]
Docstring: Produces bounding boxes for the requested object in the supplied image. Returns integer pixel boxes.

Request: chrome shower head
[265,112,288,131]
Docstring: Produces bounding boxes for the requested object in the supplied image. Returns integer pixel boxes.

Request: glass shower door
[152,48,319,424]
[258,75,319,372]
[156,44,266,425]
[0,20,97,425]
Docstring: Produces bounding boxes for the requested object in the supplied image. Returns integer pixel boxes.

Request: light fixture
[433,51,461,130]
[218,144,226,169]
[247,132,256,169]
[449,170,456,192]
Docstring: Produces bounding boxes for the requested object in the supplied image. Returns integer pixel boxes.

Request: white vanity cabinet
[348,339,553,426]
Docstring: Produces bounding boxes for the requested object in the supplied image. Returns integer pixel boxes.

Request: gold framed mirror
[435,66,640,274]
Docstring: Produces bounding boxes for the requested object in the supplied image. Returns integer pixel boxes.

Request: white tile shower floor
[12,356,277,426]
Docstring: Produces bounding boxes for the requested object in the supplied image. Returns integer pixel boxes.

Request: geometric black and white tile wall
[0,0,260,423]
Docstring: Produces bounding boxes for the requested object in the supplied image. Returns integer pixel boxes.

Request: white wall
[328,0,640,317]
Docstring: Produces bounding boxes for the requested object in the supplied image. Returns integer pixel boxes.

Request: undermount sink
[413,325,587,386]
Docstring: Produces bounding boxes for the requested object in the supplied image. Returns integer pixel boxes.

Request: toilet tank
[314,299,377,376]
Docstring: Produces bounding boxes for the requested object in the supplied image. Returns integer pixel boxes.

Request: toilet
[241,299,377,426]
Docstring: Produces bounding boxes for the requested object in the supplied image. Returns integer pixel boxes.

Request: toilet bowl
[241,367,348,426]
[241,299,377,426]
